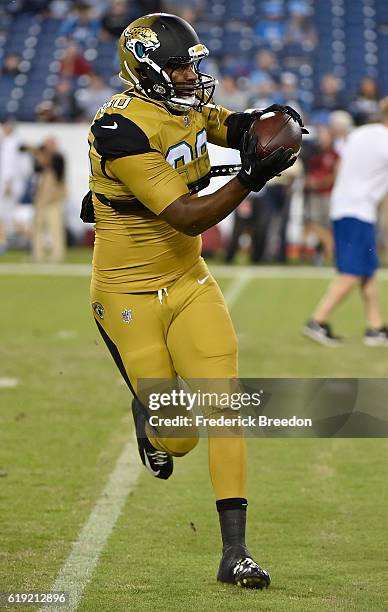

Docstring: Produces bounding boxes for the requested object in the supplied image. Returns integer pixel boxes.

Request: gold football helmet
[118,13,216,112]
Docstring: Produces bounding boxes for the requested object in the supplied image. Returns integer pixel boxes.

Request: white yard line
[0,377,19,388]
[223,273,251,309]
[38,436,141,612]
[56,330,77,340]
[5,261,388,280]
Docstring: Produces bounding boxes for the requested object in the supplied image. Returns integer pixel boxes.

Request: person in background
[34,100,59,123]
[303,125,339,264]
[224,193,265,264]
[329,110,354,156]
[75,73,115,120]
[304,98,388,346]
[313,73,346,118]
[246,80,277,112]
[0,122,21,253]
[250,48,280,88]
[274,71,304,113]
[264,156,303,262]
[53,78,82,121]
[1,53,22,77]
[225,161,302,264]
[100,0,133,39]
[246,49,280,109]
[214,75,249,112]
[349,77,380,126]
[284,0,318,52]
[59,41,92,79]
[27,138,67,262]
[59,1,100,46]
[255,0,286,50]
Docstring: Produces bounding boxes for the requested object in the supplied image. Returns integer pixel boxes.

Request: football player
[87,12,305,589]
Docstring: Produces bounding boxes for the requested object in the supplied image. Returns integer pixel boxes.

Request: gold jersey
[88,91,233,292]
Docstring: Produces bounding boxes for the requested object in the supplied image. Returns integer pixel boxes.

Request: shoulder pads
[91,113,158,159]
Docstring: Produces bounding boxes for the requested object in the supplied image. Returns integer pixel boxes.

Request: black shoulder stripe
[91,113,159,160]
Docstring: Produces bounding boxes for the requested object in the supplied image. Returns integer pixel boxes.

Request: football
[249,111,302,159]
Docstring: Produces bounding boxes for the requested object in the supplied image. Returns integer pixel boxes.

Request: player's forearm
[160,178,252,236]
[187,179,252,235]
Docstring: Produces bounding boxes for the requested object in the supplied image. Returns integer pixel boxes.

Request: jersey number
[166,129,207,169]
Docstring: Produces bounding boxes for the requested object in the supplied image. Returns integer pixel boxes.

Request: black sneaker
[363,326,388,346]
[131,398,173,480]
[217,545,271,589]
[303,319,343,347]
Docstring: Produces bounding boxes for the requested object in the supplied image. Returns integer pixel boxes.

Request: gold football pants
[90,258,246,500]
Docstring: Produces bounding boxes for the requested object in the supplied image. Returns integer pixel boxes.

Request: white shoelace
[148,450,168,466]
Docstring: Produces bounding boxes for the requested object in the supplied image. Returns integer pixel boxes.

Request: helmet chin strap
[163,68,206,111]
[167,97,196,112]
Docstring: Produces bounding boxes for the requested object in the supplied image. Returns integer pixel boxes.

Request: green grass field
[1,257,388,611]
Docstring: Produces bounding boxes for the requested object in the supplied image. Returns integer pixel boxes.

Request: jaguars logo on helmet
[124,26,160,60]
[118,13,216,113]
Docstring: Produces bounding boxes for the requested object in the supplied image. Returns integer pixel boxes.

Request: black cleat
[131,398,173,480]
[363,326,388,346]
[303,319,343,347]
[217,545,271,589]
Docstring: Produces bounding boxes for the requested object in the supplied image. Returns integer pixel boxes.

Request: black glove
[225,112,257,149]
[258,104,309,135]
[237,132,296,192]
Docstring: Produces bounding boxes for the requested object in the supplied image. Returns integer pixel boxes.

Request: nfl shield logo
[92,302,105,319]
[184,115,190,128]
[121,309,133,323]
